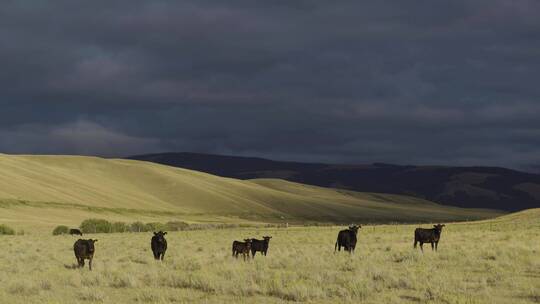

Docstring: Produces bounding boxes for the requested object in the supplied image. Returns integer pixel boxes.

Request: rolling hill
[0,154,503,231]
[127,152,540,211]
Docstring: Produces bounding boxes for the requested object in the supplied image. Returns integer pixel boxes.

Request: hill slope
[127,152,540,211]
[0,154,503,230]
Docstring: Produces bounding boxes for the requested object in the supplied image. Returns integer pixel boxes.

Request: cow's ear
[154,232,158,236]
[94,239,98,242]
[163,232,167,235]
[433,225,438,228]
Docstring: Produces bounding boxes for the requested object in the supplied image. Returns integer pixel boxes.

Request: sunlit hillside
[0,154,503,231]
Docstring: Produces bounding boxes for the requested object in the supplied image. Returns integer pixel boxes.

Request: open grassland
[0,154,502,231]
[0,209,538,303]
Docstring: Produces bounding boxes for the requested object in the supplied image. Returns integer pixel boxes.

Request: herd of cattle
[71,224,446,270]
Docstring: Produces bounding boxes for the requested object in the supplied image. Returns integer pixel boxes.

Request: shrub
[166,221,190,231]
[80,219,112,234]
[0,224,15,235]
[112,222,128,233]
[130,221,145,233]
[52,225,69,235]
[77,218,252,234]
[144,222,167,232]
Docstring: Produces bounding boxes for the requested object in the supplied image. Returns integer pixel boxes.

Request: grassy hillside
[0,154,503,231]
[0,209,537,303]
[128,152,540,210]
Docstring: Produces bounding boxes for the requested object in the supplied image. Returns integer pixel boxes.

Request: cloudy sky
[1,1,539,170]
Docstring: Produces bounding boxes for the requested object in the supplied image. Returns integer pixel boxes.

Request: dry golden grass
[0,210,538,303]
[0,154,503,232]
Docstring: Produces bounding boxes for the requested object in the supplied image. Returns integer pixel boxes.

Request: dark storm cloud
[1,1,539,169]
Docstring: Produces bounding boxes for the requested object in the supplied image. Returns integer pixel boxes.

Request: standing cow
[232,239,252,260]
[250,236,272,258]
[151,231,168,261]
[74,239,98,270]
[414,224,445,251]
[335,225,361,253]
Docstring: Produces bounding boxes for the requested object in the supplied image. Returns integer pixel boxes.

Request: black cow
[74,239,98,270]
[69,229,83,236]
[250,236,272,258]
[151,231,168,260]
[335,225,361,253]
[232,239,252,260]
[414,224,445,251]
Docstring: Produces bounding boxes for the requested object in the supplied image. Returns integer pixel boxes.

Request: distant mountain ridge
[127,152,540,211]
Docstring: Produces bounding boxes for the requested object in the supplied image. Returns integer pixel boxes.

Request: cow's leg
[89,258,92,271]
[435,241,439,251]
[431,242,434,251]
[414,239,418,249]
[160,252,165,261]
[420,242,424,252]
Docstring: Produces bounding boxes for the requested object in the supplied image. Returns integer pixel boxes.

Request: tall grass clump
[0,224,15,235]
[52,225,69,235]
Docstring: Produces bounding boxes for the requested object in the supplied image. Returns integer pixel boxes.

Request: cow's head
[433,224,445,232]
[349,225,362,234]
[244,239,252,248]
[87,239,98,253]
[153,231,167,244]
[263,236,272,242]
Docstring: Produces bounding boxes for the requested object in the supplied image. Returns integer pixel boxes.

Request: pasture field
[0,209,538,304]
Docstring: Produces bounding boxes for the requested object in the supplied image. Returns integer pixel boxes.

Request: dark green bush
[77,218,256,234]
[111,222,128,233]
[80,219,112,233]
[144,222,167,232]
[165,221,190,231]
[52,225,69,235]
[0,224,15,235]
[130,221,146,233]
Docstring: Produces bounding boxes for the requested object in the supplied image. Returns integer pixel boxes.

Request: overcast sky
[1,1,539,170]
